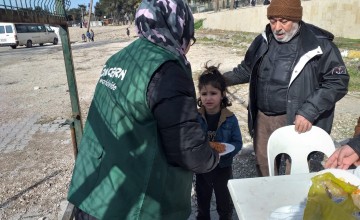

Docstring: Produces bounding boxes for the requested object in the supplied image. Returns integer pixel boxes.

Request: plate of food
[316,168,360,187]
[210,142,235,156]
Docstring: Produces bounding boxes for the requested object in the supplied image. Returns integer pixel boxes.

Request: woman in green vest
[67,0,220,219]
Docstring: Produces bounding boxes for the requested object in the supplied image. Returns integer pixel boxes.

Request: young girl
[196,64,243,220]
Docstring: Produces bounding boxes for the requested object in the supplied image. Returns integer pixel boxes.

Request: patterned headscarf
[135,0,195,65]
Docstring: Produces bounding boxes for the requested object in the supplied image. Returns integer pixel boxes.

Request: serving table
[228,170,356,220]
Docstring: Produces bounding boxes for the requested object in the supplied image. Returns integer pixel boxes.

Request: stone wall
[193,0,360,39]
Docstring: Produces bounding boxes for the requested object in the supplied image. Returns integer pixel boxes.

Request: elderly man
[224,0,349,176]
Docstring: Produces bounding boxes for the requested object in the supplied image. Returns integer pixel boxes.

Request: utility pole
[87,0,93,32]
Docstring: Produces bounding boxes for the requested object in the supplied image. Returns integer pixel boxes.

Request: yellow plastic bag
[304,172,360,220]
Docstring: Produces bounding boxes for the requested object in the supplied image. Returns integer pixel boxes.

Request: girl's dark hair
[197,62,232,108]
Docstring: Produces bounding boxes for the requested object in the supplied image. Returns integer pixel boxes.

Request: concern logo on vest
[99,65,128,91]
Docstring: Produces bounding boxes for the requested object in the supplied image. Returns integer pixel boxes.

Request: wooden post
[230,0,235,9]
[87,0,93,32]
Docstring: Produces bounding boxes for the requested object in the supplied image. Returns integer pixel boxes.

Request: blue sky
[70,0,99,9]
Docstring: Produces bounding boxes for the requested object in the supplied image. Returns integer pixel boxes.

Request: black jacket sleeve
[222,34,264,86]
[348,117,360,156]
[348,135,360,156]
[147,61,219,173]
[223,60,251,86]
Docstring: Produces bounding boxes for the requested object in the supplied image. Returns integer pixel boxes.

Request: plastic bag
[304,172,360,220]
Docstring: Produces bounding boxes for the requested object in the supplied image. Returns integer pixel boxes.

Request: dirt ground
[0,25,359,220]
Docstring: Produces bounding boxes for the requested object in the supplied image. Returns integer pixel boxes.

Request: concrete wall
[193,0,360,39]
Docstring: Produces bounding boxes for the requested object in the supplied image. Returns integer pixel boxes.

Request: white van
[0,22,59,49]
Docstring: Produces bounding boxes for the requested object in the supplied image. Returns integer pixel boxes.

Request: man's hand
[294,115,312,133]
[325,145,360,169]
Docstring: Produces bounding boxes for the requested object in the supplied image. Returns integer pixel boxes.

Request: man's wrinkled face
[269,17,299,42]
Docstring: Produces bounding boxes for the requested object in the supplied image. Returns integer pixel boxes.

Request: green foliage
[66,0,141,21]
[98,0,140,15]
[194,19,204,30]
[194,0,213,3]
[34,6,45,13]
[346,60,360,91]
[94,2,105,17]
[334,38,360,51]
[67,7,82,21]
[333,37,360,92]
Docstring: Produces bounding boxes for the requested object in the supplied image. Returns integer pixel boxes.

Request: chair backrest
[267,125,335,176]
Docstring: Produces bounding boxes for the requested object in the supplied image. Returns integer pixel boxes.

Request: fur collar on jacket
[198,106,234,128]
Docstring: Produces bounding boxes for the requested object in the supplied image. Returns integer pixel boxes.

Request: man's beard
[273,22,300,43]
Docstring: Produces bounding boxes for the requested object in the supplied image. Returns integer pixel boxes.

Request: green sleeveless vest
[68,38,193,220]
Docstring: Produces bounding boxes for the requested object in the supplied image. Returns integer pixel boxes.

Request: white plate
[219,143,235,156]
[316,168,360,187]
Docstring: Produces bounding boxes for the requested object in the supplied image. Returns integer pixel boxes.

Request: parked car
[0,22,58,49]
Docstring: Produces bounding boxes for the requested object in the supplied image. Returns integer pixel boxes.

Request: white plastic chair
[267,125,336,176]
